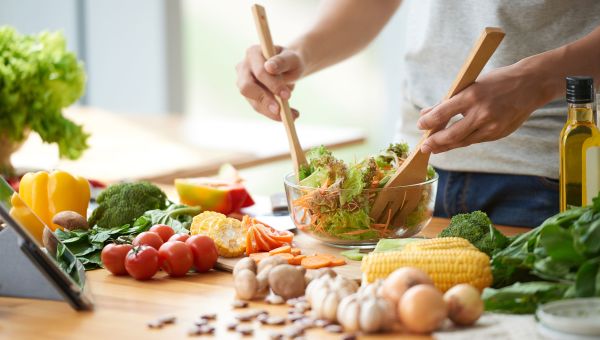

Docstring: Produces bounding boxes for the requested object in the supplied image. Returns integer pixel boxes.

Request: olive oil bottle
[559,76,599,211]
[582,93,600,205]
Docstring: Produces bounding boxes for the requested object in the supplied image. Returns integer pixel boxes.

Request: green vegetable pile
[482,197,600,313]
[438,211,510,256]
[56,182,201,269]
[0,26,87,175]
[292,144,435,241]
[88,182,168,228]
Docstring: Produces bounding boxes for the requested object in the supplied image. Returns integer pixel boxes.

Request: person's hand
[416,62,551,154]
[236,45,305,120]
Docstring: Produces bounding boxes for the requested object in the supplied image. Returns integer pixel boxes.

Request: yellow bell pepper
[10,192,46,243]
[18,170,90,231]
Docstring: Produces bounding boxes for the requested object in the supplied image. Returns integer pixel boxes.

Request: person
[235,0,600,227]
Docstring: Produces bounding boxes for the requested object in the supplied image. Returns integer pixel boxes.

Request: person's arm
[236,0,402,120]
[417,26,600,154]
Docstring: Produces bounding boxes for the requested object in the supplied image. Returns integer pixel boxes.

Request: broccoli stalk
[88,182,168,228]
[438,211,510,256]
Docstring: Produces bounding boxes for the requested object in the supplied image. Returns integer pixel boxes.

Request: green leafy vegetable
[0,26,87,171]
[485,195,600,313]
[88,181,168,228]
[372,238,420,252]
[57,203,201,269]
[438,211,510,256]
[482,282,570,314]
[340,249,365,261]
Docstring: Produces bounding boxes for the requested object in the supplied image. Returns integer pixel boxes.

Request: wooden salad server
[370,27,505,231]
[252,4,308,180]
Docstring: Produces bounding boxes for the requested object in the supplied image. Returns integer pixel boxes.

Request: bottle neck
[567,102,594,122]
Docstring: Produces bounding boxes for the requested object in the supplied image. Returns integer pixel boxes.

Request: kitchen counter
[0,218,528,340]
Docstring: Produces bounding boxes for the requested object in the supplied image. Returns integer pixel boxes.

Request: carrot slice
[289,254,306,265]
[301,256,332,269]
[249,252,270,263]
[269,245,291,255]
[272,253,294,261]
[330,257,346,266]
[316,253,337,260]
[290,248,302,256]
[245,226,257,255]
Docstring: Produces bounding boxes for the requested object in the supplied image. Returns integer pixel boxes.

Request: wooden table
[0,218,527,340]
[10,107,365,184]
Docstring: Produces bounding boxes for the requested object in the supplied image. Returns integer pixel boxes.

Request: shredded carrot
[269,245,291,255]
[301,255,332,269]
[341,229,372,236]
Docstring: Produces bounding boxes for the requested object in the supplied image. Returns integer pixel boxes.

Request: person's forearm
[288,0,401,77]
[522,25,600,104]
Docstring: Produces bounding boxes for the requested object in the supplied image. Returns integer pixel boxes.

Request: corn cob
[360,238,492,292]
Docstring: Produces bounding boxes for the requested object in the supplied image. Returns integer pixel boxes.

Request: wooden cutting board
[216,232,363,281]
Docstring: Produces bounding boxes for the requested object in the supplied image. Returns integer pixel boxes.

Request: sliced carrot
[249,252,270,263]
[269,245,292,255]
[330,257,346,266]
[245,227,257,255]
[290,248,302,256]
[315,253,338,260]
[288,254,306,265]
[272,252,294,261]
[301,255,332,269]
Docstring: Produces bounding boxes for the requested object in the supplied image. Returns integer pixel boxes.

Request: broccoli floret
[438,211,510,256]
[88,182,168,228]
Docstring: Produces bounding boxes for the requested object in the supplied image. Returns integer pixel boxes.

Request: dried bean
[324,324,343,333]
[287,313,305,322]
[257,313,269,324]
[231,300,249,308]
[226,321,239,330]
[235,324,254,336]
[269,332,284,340]
[283,325,304,338]
[193,318,208,326]
[341,333,357,340]
[199,313,217,320]
[315,319,332,327]
[147,320,163,329]
[266,316,286,326]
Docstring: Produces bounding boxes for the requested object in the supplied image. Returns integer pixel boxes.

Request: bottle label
[585,146,600,204]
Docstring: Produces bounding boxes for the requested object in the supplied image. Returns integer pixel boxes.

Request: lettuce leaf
[0,26,88,163]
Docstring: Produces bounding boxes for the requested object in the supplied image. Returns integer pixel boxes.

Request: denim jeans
[433,168,559,228]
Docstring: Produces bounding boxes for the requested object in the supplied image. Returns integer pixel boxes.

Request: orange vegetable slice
[301,256,332,269]
[272,253,294,262]
[269,245,291,255]
[330,257,346,266]
[290,248,302,256]
[289,254,306,265]
[249,252,270,263]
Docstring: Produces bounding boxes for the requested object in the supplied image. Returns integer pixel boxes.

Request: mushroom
[233,257,257,276]
[268,264,305,300]
[52,211,88,230]
[234,269,258,300]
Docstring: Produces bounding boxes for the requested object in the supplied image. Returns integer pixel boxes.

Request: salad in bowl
[284,144,437,247]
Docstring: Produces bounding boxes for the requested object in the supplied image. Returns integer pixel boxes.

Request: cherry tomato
[133,231,164,250]
[169,233,190,243]
[125,246,159,280]
[149,224,175,242]
[101,243,133,275]
[158,241,193,277]
[186,235,218,273]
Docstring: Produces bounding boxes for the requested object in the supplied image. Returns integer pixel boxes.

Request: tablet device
[0,177,93,310]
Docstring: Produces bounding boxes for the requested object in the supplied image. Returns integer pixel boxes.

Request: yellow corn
[360,238,492,292]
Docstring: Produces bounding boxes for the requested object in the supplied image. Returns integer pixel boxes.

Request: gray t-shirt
[395,0,600,179]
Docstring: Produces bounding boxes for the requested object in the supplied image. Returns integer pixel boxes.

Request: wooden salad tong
[370,27,505,231]
[252,4,308,179]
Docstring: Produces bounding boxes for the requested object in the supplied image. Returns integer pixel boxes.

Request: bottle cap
[566,76,594,104]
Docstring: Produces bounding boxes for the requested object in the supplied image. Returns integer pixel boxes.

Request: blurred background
[1,0,408,195]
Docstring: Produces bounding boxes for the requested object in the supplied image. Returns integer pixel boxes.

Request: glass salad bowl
[284,172,438,248]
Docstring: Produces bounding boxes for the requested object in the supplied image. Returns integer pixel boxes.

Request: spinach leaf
[575,258,600,297]
[483,282,570,314]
